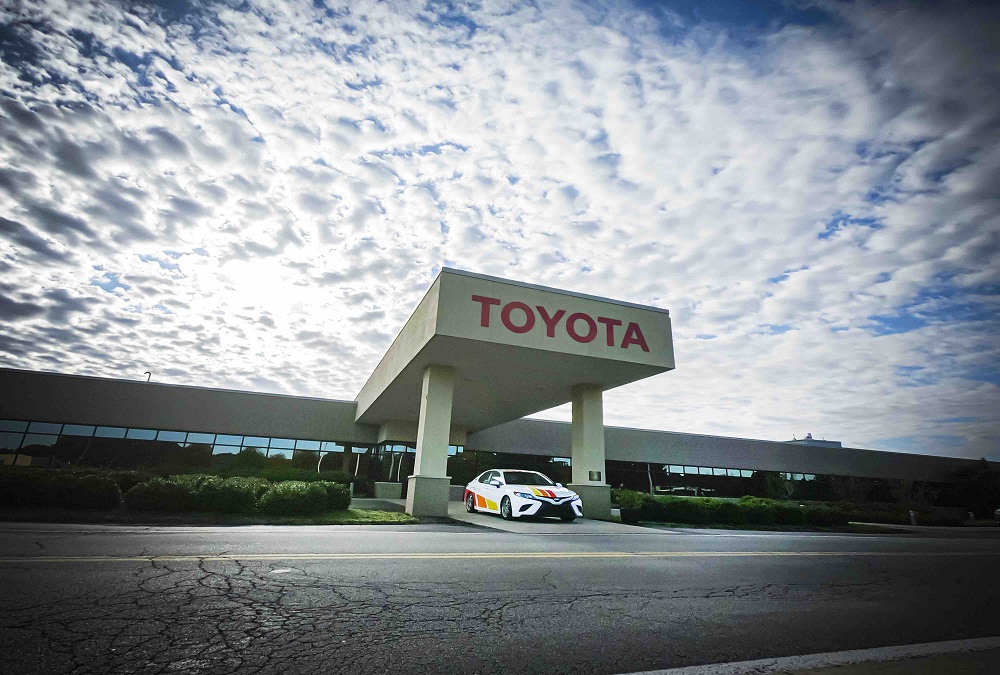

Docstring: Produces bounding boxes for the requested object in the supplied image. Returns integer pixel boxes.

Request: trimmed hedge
[191,477,259,514]
[124,478,195,512]
[610,490,851,528]
[259,481,329,516]
[50,474,122,510]
[0,468,122,510]
[315,481,351,511]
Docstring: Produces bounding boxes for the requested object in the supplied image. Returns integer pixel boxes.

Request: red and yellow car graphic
[464,469,583,522]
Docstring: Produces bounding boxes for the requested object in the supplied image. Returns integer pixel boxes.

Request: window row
[0,419,370,456]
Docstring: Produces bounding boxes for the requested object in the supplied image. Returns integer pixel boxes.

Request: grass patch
[0,508,418,526]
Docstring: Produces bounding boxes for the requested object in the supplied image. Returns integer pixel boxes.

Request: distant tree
[232,447,268,471]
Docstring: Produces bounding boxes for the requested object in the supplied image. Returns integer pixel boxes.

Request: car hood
[507,484,577,498]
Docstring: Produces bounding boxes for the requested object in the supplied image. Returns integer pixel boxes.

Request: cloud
[0,0,997,459]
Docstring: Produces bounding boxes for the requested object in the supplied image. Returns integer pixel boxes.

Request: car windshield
[502,471,554,486]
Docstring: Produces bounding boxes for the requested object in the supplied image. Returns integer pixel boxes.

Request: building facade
[0,269,990,515]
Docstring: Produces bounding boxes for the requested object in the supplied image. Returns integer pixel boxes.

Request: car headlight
[514,492,538,500]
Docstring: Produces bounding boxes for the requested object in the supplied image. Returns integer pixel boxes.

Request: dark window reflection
[1,432,25,452]
[28,422,63,434]
[62,425,96,437]
[0,420,29,433]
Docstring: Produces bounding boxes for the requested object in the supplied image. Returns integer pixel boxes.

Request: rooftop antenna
[144,371,151,383]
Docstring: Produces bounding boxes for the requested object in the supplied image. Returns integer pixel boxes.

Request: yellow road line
[0,551,998,564]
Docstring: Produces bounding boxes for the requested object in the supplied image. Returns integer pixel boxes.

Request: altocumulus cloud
[0,0,997,458]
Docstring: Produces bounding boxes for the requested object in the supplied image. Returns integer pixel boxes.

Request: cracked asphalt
[0,522,998,674]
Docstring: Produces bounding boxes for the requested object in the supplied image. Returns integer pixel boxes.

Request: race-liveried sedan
[464,469,583,521]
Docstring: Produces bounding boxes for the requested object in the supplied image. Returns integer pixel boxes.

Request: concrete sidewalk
[627,637,1000,675]
[786,647,1000,673]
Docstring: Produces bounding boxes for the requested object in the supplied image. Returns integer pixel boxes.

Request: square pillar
[406,364,455,517]
[568,383,612,520]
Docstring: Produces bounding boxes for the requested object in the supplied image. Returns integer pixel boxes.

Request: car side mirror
[489,480,501,487]
[555,483,563,488]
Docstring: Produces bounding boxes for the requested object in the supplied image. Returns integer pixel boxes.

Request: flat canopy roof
[355,269,674,432]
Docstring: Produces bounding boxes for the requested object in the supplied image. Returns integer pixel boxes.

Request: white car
[464,469,583,521]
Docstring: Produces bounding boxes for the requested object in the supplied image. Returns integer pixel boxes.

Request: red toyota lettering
[621,322,649,351]
[596,316,622,347]
[471,295,501,327]
[566,312,598,343]
[536,306,566,337]
[501,301,535,334]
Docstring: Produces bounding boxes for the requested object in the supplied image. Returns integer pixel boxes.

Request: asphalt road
[0,521,998,675]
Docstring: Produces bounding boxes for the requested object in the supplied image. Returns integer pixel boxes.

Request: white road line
[618,636,1000,675]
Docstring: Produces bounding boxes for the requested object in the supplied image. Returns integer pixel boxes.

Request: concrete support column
[568,383,612,520]
[406,364,455,517]
[341,445,353,473]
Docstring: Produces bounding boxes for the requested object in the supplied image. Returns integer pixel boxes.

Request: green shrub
[315,481,351,511]
[224,476,271,500]
[0,469,121,510]
[317,470,356,486]
[259,481,328,516]
[124,478,195,512]
[0,468,53,508]
[105,470,154,493]
[51,474,122,510]
[169,474,216,490]
[614,489,649,511]
[191,477,259,514]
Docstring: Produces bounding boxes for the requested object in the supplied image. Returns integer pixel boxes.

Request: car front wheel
[465,493,477,513]
[501,497,514,520]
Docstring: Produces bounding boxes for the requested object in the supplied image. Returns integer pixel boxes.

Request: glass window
[62,424,95,437]
[713,467,727,476]
[95,426,127,438]
[0,432,24,451]
[216,434,243,446]
[684,466,699,474]
[321,441,344,452]
[156,430,187,442]
[804,474,816,481]
[212,445,240,455]
[27,422,62,434]
[187,432,215,444]
[727,468,741,477]
[551,456,570,466]
[244,436,270,448]
[295,439,320,451]
[0,420,28,433]
[699,467,713,475]
[353,446,369,453]
[20,434,58,449]
[740,470,753,478]
[268,448,292,459]
[792,473,804,481]
[126,429,157,440]
[269,438,294,449]
[668,465,684,474]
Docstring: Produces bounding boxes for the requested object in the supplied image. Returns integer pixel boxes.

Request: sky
[0,0,997,460]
